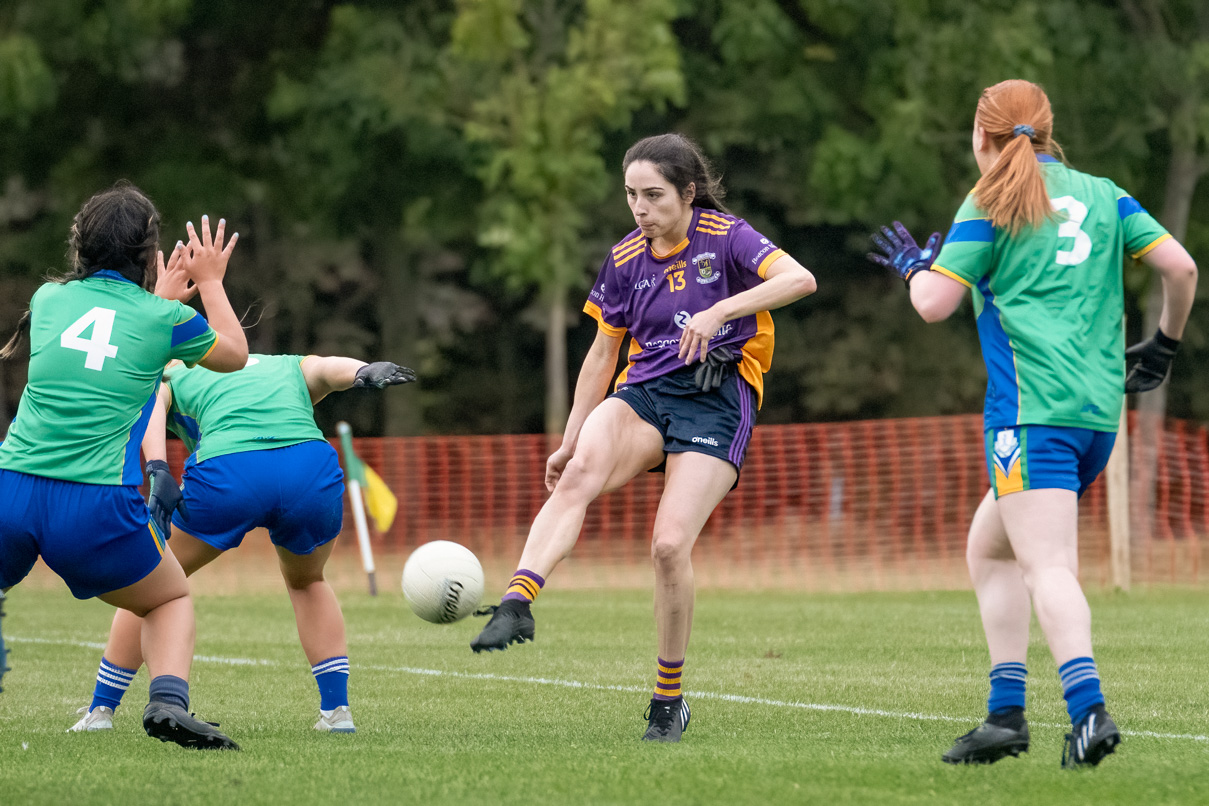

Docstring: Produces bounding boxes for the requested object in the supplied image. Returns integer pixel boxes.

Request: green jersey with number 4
[164,353,323,463]
[0,272,218,485]
[931,155,1170,432]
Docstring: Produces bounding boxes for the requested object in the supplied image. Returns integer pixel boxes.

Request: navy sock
[312,656,350,711]
[148,674,190,711]
[987,661,1027,714]
[1059,656,1104,724]
[90,657,137,712]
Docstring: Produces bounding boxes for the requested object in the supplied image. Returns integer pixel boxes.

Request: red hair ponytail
[972,80,1065,234]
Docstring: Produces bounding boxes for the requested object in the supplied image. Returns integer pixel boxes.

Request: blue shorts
[985,425,1116,499]
[612,366,757,473]
[173,441,345,555]
[0,469,165,599]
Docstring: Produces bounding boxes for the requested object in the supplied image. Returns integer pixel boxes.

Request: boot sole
[943,740,1029,765]
[144,711,239,750]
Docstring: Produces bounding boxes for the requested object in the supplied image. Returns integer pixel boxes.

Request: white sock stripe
[99,661,137,681]
[989,670,1028,682]
[312,659,351,675]
[1061,670,1101,689]
[1060,660,1098,675]
[96,670,134,689]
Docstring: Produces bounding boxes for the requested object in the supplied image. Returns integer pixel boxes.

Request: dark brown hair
[622,133,729,213]
[2,182,161,359]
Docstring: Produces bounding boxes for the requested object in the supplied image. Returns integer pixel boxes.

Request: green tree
[449,0,684,433]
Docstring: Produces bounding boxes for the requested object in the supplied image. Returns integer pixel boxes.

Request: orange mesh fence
[126,413,1204,593]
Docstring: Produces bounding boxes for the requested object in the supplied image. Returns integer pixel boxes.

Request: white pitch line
[12,636,1208,743]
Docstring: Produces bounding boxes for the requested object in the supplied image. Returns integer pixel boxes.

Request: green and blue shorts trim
[985,425,1116,499]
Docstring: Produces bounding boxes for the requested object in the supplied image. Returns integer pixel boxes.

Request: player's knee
[280,563,325,591]
[650,531,691,569]
[552,457,607,502]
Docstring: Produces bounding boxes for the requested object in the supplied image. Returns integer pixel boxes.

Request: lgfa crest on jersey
[692,252,719,285]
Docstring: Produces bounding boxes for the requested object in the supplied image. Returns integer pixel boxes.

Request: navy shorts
[986,425,1116,499]
[612,367,757,473]
[0,469,165,599]
[173,440,345,555]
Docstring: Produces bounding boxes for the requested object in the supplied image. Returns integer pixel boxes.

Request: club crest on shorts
[993,429,1020,472]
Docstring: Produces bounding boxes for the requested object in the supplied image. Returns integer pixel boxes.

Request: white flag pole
[337,421,378,596]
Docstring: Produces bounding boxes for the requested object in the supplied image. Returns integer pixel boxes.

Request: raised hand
[1125,330,1180,393]
[868,221,941,283]
[181,215,238,286]
[353,362,418,389]
[154,241,197,303]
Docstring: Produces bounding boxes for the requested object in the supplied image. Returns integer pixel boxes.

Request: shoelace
[644,701,676,732]
[473,605,499,618]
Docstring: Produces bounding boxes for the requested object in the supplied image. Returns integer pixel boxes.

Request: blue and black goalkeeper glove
[867,221,941,284]
[145,460,187,541]
[354,362,417,389]
[1125,328,1180,393]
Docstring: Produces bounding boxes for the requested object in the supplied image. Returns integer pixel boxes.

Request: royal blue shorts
[0,469,165,599]
[985,425,1116,499]
[612,366,757,474]
[172,440,345,555]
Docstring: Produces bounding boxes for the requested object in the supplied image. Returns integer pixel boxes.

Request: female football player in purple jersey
[472,133,816,741]
[0,185,247,749]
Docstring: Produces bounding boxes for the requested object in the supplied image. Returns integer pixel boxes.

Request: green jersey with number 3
[164,353,323,464]
[931,155,1170,432]
[0,272,217,485]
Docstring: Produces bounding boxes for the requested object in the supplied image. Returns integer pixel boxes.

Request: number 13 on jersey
[61,307,119,370]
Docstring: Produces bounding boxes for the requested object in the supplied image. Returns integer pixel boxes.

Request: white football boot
[314,705,356,733]
[68,705,114,732]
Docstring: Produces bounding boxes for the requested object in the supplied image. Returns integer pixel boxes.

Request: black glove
[694,346,739,392]
[353,362,417,389]
[1124,328,1180,393]
[867,221,942,283]
[145,460,187,541]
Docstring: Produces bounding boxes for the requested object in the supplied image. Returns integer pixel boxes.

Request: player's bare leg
[944,490,1031,764]
[278,541,353,732]
[516,399,664,577]
[97,550,237,749]
[642,451,734,743]
[472,400,662,652]
[997,489,1087,663]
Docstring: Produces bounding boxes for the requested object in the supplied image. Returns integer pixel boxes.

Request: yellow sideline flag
[337,426,398,533]
[361,463,398,533]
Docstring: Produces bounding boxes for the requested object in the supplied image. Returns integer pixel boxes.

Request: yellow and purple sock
[654,657,683,701]
[501,569,544,603]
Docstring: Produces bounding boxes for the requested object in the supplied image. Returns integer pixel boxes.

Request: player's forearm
[194,279,249,362]
[908,271,967,322]
[306,356,368,397]
[140,393,170,464]
[714,260,816,323]
[1157,260,1197,340]
[560,342,618,453]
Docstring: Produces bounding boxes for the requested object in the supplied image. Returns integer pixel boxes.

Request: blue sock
[1059,656,1104,724]
[312,656,350,711]
[148,674,190,711]
[987,662,1027,714]
[90,657,137,712]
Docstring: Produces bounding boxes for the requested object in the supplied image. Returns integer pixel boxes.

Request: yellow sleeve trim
[583,301,626,337]
[1130,233,1172,260]
[189,333,220,367]
[756,249,787,280]
[299,355,317,366]
[931,265,973,288]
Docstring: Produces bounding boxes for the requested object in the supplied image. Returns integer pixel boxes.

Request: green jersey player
[0,184,249,749]
[69,352,414,735]
[870,80,1197,768]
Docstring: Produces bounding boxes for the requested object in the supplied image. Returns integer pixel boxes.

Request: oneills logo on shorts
[691,436,720,447]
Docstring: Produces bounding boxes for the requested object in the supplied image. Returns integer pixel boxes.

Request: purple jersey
[584,208,786,406]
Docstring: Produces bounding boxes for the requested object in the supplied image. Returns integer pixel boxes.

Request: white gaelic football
[401,541,484,624]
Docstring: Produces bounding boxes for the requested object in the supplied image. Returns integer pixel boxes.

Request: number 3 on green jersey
[60,307,120,370]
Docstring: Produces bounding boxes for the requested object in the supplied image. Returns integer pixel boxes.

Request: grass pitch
[2,586,1208,805]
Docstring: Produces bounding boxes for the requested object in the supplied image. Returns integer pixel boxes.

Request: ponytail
[971,80,1063,234]
[0,310,31,361]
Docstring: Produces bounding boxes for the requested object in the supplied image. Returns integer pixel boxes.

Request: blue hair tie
[1012,124,1035,139]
